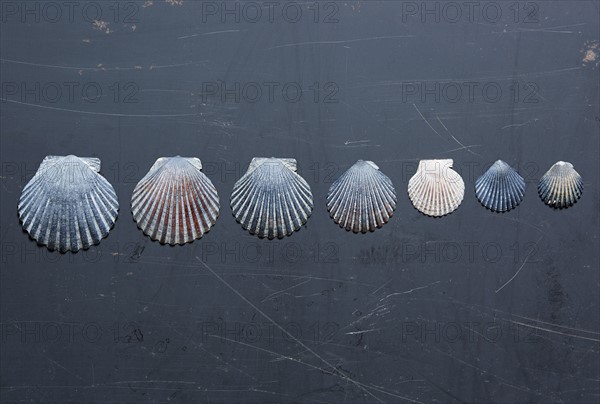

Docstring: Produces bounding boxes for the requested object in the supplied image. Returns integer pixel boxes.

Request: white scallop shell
[327,160,396,233]
[408,159,464,217]
[18,155,119,253]
[131,156,220,245]
[538,161,583,208]
[475,160,525,212]
[231,158,313,239]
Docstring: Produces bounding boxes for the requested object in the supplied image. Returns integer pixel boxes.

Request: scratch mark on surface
[412,104,444,140]
[0,58,207,71]
[502,119,537,129]
[1,99,197,118]
[493,23,587,34]
[266,35,414,50]
[508,313,600,336]
[495,236,544,293]
[370,279,393,295]
[492,215,548,236]
[178,29,240,39]
[440,144,482,154]
[260,279,311,302]
[510,321,600,342]
[436,114,480,156]
[146,312,259,382]
[41,354,84,382]
[382,281,441,301]
[208,335,424,403]
[346,328,381,335]
[196,257,386,403]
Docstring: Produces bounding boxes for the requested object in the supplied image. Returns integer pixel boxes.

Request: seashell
[475,160,525,212]
[538,161,583,208]
[131,156,220,245]
[327,160,396,233]
[18,155,119,253]
[231,157,313,239]
[408,159,464,217]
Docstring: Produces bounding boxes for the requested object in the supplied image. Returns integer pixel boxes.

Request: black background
[1,1,599,403]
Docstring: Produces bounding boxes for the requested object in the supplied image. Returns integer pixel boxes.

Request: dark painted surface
[1,1,599,403]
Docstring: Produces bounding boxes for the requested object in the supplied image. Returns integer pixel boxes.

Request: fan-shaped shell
[131,156,220,245]
[231,158,313,239]
[408,159,464,217]
[538,161,583,208]
[18,155,119,253]
[327,160,396,233]
[475,160,525,212]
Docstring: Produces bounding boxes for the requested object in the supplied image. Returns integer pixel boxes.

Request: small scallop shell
[131,156,219,245]
[18,155,119,253]
[327,160,396,233]
[538,161,583,208]
[231,158,313,239]
[408,159,464,217]
[475,160,525,212]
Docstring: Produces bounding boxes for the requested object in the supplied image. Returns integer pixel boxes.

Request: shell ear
[148,157,169,173]
[186,157,203,171]
[79,157,101,173]
[40,155,61,167]
[364,161,379,170]
[247,157,268,172]
[279,158,298,172]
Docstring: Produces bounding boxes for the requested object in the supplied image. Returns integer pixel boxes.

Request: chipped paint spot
[92,20,112,34]
[581,40,599,67]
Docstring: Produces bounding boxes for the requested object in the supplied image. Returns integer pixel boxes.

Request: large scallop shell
[131,156,220,245]
[538,161,583,208]
[18,155,119,253]
[231,158,313,239]
[408,159,464,217]
[475,160,525,212]
[327,160,396,233]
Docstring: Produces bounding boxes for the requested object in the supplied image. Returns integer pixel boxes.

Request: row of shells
[18,156,584,252]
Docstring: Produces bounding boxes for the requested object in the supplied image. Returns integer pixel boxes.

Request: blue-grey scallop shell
[18,155,119,253]
[231,158,313,239]
[131,156,220,245]
[327,160,396,233]
[538,161,583,208]
[475,160,525,212]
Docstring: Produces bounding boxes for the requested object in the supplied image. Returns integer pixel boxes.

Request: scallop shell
[475,160,525,212]
[538,161,583,208]
[327,160,396,233]
[18,155,119,253]
[408,159,464,217]
[231,158,313,239]
[131,156,220,245]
